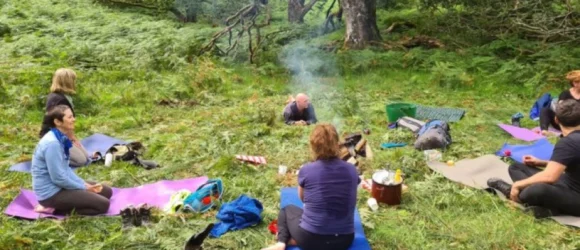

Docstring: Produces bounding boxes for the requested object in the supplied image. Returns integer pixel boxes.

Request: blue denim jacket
[31,131,86,201]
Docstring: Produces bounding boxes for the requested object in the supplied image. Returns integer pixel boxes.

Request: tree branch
[300,0,319,19]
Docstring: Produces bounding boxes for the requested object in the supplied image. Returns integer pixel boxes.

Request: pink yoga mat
[4,177,208,220]
[498,124,561,142]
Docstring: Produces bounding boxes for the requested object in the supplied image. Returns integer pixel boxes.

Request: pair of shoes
[121,204,152,229]
[525,206,560,219]
[486,178,513,198]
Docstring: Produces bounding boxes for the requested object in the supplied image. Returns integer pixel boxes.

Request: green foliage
[417,0,580,44]
[0,22,9,37]
[3,0,580,249]
[429,61,473,89]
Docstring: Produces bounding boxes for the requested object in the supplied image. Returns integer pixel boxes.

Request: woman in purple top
[262,123,359,250]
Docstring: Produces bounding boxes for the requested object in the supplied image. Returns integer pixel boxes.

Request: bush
[0,22,10,37]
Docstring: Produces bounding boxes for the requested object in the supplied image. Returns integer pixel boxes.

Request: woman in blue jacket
[32,105,111,215]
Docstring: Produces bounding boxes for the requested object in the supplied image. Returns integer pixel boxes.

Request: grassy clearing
[2,0,580,249]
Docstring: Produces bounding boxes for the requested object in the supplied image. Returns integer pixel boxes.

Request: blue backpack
[414,120,452,150]
[183,179,224,213]
[529,93,552,121]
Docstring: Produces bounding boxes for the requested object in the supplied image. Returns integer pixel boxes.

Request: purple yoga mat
[497,124,557,142]
[4,177,208,220]
[531,126,562,136]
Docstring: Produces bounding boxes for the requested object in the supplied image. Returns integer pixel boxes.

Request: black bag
[106,142,160,170]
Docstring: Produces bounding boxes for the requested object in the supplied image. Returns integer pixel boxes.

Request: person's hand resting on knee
[523,155,548,167]
[86,183,103,193]
[510,183,522,202]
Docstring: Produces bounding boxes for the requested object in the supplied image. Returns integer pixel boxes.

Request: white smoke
[279,40,344,131]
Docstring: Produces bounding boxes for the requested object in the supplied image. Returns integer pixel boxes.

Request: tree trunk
[341,0,381,49]
[288,0,318,23]
[288,0,305,23]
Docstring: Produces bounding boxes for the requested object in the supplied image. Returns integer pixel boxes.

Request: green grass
[2,0,580,249]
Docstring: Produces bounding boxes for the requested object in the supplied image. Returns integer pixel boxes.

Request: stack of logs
[339,132,370,167]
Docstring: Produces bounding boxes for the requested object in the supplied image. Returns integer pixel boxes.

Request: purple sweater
[298,158,359,235]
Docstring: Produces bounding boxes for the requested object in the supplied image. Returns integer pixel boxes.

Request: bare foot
[261,242,285,250]
[541,130,550,136]
[34,204,55,214]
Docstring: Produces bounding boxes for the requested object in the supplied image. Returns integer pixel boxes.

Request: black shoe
[184,223,214,250]
[139,204,152,226]
[487,178,512,198]
[525,206,560,219]
[511,118,521,127]
[121,206,134,229]
[131,206,142,227]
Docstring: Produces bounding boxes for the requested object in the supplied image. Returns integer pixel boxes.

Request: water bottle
[104,153,113,167]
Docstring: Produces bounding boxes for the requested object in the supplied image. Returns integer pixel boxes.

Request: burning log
[347,157,358,167]
[365,144,374,159]
[339,146,351,161]
[355,138,367,153]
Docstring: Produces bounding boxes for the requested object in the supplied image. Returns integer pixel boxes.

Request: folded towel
[381,143,407,149]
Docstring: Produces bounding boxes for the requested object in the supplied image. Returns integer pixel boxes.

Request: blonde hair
[309,123,340,160]
[566,70,580,86]
[50,68,77,94]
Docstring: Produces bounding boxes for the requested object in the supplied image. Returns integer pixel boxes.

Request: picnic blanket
[415,105,465,122]
[281,187,371,250]
[4,177,208,220]
[8,133,127,173]
[496,138,554,163]
[426,155,580,227]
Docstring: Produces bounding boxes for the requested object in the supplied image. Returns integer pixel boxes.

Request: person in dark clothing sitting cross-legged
[488,99,580,218]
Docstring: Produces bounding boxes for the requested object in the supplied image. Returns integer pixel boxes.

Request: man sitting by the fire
[487,99,580,218]
[283,93,318,126]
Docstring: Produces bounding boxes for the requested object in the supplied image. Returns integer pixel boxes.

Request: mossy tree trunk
[288,0,319,23]
[341,0,381,49]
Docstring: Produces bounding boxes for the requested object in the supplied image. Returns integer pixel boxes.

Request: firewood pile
[339,131,372,167]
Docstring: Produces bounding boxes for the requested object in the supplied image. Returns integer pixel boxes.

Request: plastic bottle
[104,153,113,167]
[395,169,402,183]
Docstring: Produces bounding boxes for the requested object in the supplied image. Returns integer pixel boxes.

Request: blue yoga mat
[280,187,372,250]
[495,138,554,163]
[8,133,126,173]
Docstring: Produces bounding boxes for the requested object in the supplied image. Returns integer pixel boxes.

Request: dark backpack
[106,142,159,170]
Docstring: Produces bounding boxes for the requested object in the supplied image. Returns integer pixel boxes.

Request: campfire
[339,130,371,167]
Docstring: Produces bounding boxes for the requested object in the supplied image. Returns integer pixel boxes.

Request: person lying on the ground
[488,99,580,218]
[262,123,359,250]
[44,68,93,167]
[283,93,317,126]
[538,70,580,136]
[33,105,111,216]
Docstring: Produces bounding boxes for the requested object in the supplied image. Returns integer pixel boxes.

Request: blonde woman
[262,124,358,250]
[539,70,580,135]
[44,68,93,167]
[46,68,77,115]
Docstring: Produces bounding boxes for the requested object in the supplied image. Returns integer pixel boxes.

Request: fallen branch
[199,1,271,63]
